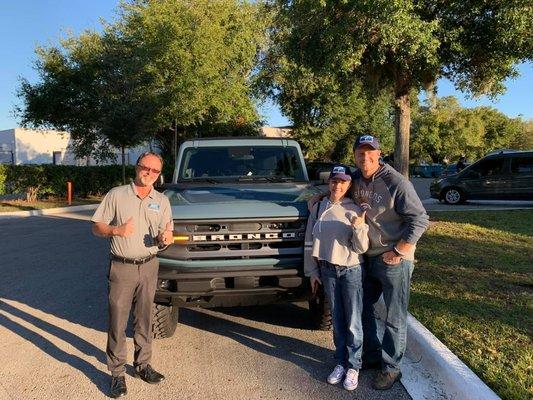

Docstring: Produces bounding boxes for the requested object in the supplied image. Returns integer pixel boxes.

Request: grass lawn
[0,197,101,212]
[412,210,533,400]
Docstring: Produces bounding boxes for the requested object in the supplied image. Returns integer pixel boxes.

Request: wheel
[152,303,179,339]
[308,288,332,331]
[443,187,465,204]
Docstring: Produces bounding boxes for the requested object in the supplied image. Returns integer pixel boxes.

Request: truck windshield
[178,145,306,181]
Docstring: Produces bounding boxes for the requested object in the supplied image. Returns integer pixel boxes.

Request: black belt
[111,254,156,265]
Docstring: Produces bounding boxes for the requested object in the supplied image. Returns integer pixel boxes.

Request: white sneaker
[343,368,359,391]
[327,365,345,385]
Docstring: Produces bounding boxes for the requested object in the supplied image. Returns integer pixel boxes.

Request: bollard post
[67,181,73,205]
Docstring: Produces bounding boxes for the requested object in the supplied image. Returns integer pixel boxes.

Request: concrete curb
[0,203,98,218]
[404,314,501,400]
[375,299,501,400]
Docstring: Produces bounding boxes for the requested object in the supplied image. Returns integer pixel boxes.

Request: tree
[411,97,485,163]
[411,97,531,163]
[115,0,267,166]
[264,0,532,175]
[17,0,267,180]
[17,31,157,182]
[257,36,396,164]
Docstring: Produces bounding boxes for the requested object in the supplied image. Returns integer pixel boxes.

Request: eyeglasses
[137,164,161,174]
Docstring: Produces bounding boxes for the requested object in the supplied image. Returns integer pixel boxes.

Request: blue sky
[1,0,531,131]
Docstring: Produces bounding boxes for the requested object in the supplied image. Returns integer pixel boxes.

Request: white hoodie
[304,197,369,278]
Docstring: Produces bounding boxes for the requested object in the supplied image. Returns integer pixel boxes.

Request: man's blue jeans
[320,260,363,370]
[362,255,414,373]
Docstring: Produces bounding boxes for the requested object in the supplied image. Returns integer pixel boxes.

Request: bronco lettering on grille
[192,232,296,241]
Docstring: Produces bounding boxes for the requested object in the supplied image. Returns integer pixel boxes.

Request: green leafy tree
[18,0,266,181]
[411,97,531,163]
[510,119,533,150]
[475,107,527,152]
[116,0,267,165]
[411,97,485,163]
[257,46,396,163]
[264,0,532,175]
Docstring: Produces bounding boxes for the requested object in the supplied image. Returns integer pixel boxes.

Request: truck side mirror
[319,171,330,184]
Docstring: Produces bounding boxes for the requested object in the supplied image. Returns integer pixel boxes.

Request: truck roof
[181,137,300,147]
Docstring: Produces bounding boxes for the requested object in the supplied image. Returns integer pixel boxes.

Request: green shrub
[0,164,135,198]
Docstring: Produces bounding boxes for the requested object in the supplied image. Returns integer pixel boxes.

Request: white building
[0,128,152,166]
[261,126,292,138]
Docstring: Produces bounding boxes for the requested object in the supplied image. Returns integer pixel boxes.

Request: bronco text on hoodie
[351,163,429,260]
[304,197,369,278]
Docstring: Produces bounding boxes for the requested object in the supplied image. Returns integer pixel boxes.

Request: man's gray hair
[136,151,164,167]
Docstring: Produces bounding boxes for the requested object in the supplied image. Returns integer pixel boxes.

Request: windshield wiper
[186,177,220,184]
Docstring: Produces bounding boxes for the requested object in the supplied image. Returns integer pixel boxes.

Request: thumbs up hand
[115,217,134,237]
[157,221,173,246]
[351,210,366,227]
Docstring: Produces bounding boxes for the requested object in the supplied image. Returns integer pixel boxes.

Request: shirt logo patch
[148,203,160,211]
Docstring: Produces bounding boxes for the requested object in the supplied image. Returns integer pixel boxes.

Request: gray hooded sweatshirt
[304,197,369,278]
[351,163,429,260]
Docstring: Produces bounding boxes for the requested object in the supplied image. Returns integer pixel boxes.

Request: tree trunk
[121,145,126,184]
[393,91,411,177]
[173,120,178,169]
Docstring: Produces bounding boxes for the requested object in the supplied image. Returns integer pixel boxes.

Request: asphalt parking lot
[0,212,411,400]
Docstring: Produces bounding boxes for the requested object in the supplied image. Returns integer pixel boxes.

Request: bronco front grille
[161,217,306,261]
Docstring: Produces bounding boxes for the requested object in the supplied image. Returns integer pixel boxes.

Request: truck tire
[308,290,332,331]
[152,303,179,339]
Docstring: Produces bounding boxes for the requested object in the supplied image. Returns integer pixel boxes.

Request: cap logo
[359,135,375,143]
[332,166,346,174]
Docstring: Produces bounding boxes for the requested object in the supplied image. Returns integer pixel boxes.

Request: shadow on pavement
[180,307,330,382]
[213,302,314,330]
[0,311,109,396]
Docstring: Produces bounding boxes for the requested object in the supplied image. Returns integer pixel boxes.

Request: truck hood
[164,182,319,219]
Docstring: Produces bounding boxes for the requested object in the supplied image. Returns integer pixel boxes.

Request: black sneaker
[110,375,127,398]
[372,370,402,390]
[134,364,165,384]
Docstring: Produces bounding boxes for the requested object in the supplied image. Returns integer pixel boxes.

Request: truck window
[178,146,306,181]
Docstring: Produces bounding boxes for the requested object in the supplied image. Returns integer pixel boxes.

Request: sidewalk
[0,203,98,218]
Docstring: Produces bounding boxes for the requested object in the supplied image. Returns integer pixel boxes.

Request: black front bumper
[155,262,311,308]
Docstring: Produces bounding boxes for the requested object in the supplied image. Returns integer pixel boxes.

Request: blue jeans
[320,260,363,370]
[362,255,414,373]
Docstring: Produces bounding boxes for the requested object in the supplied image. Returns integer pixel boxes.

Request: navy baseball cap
[329,165,352,181]
[354,135,380,150]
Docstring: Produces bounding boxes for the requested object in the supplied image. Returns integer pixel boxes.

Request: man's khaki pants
[106,257,158,377]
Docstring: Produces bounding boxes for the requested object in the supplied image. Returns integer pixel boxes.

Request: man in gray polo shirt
[92,152,173,398]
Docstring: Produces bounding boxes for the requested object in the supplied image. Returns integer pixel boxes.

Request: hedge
[0,164,136,198]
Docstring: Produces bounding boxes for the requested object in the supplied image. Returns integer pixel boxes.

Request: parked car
[430,150,533,204]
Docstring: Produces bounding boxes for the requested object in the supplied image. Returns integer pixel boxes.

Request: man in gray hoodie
[352,135,429,390]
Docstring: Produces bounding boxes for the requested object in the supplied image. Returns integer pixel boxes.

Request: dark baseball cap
[354,135,380,150]
[329,165,352,181]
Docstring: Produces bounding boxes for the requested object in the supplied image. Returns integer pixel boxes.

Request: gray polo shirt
[92,183,173,259]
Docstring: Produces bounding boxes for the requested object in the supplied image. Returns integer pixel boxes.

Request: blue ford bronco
[152,137,329,338]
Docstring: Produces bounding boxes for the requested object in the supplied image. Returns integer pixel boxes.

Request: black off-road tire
[152,303,179,339]
[308,290,332,331]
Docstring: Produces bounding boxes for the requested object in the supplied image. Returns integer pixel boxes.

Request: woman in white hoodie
[304,164,369,391]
